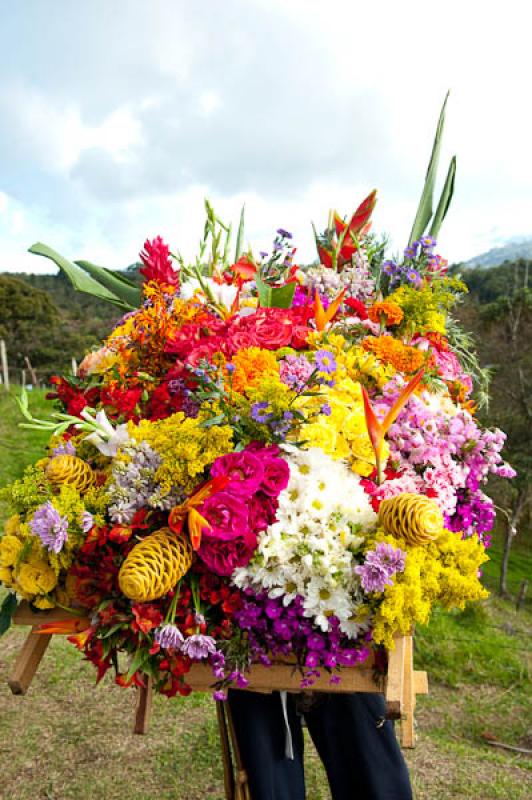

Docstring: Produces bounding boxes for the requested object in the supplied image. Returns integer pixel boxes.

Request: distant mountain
[462,238,532,269]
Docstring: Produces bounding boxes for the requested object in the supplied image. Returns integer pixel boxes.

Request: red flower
[101,386,142,418]
[140,236,179,286]
[344,297,368,319]
[131,604,164,635]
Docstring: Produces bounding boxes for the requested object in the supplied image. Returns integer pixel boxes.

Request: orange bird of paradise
[169,475,230,550]
[362,369,425,484]
[314,289,346,332]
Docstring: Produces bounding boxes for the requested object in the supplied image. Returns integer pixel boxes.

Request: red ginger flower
[140,236,179,286]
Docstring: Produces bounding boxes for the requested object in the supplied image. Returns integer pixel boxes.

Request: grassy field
[0,389,530,799]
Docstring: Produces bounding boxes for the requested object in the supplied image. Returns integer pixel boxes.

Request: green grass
[0,389,531,799]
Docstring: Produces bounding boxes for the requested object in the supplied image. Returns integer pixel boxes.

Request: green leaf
[429,155,456,240]
[125,647,150,681]
[75,260,141,308]
[234,204,246,261]
[200,414,226,428]
[0,593,17,637]
[256,273,296,308]
[28,243,131,309]
[408,92,450,245]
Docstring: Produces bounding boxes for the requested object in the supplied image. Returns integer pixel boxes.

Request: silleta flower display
[0,191,515,700]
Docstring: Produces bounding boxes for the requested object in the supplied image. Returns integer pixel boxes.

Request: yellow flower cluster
[0,515,57,607]
[386,283,459,336]
[368,529,488,649]
[131,412,234,496]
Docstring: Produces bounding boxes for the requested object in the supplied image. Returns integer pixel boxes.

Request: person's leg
[227,690,306,800]
[304,693,412,800]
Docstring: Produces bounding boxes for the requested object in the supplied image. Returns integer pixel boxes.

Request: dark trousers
[228,690,412,800]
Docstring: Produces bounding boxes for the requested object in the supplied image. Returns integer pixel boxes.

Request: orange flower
[230,347,279,393]
[368,302,404,327]
[363,336,425,375]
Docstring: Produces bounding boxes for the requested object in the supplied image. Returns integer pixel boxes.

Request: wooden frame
[7,602,428,749]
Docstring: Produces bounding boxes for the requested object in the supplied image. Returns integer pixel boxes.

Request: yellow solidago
[131,411,233,496]
[368,529,488,649]
[385,278,466,337]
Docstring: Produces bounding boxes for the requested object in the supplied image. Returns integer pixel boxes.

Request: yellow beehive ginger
[118,527,193,602]
[378,493,444,546]
[46,455,95,494]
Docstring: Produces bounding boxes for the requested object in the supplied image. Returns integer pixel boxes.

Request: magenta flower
[210,451,264,494]
[200,491,250,540]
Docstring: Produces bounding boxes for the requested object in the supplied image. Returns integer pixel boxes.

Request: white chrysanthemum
[232,448,377,635]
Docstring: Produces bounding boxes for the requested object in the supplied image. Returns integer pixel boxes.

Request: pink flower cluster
[366,380,515,538]
[197,444,290,576]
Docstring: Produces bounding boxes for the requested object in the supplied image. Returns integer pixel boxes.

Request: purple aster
[259,250,269,259]
[155,624,185,650]
[276,228,293,239]
[251,401,274,424]
[314,349,337,375]
[30,501,69,554]
[181,634,217,660]
[382,260,398,276]
[405,268,421,285]
[419,235,436,251]
[226,363,236,374]
[320,403,332,417]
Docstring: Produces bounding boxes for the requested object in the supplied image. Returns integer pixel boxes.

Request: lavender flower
[155,624,185,650]
[181,634,217,660]
[355,543,406,593]
[51,440,76,458]
[30,501,69,554]
[81,511,94,533]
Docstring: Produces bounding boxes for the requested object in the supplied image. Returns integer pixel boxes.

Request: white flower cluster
[233,446,378,637]
[300,250,375,302]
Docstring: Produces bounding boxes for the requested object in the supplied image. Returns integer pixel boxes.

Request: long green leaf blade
[408,91,450,245]
[429,155,456,240]
[234,204,246,261]
[75,260,141,308]
[28,243,128,308]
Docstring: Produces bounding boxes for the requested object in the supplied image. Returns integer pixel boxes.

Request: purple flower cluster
[30,501,69,554]
[279,354,315,391]
[355,543,406,593]
[382,236,445,287]
[235,590,370,687]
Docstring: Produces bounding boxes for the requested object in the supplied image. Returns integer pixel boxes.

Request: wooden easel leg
[224,702,252,800]
[385,635,405,720]
[216,701,236,800]
[134,676,153,735]
[400,635,415,748]
[7,628,52,695]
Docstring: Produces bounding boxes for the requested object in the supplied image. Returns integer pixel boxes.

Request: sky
[1,0,531,274]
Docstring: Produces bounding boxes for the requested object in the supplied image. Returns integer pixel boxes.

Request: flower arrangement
[0,186,515,700]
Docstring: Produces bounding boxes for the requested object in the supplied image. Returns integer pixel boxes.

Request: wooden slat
[400,635,415,748]
[414,670,428,695]
[134,676,153,734]
[186,663,380,694]
[7,628,52,695]
[384,635,405,719]
[13,601,80,626]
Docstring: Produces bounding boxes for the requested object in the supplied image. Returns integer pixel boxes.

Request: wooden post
[516,579,528,611]
[8,628,52,694]
[134,676,153,734]
[24,356,38,387]
[0,339,9,391]
[400,635,415,747]
[385,635,405,720]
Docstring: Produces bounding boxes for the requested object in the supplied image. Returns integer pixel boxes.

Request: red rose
[198,531,257,576]
[252,309,293,349]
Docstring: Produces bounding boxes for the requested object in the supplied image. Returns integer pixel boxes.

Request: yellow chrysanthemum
[4,514,21,536]
[0,535,24,567]
[17,561,58,595]
[0,565,13,585]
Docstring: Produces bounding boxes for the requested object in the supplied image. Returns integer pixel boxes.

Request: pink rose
[198,531,257,576]
[260,456,290,497]
[210,451,264,495]
[200,491,250,540]
[249,492,279,532]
